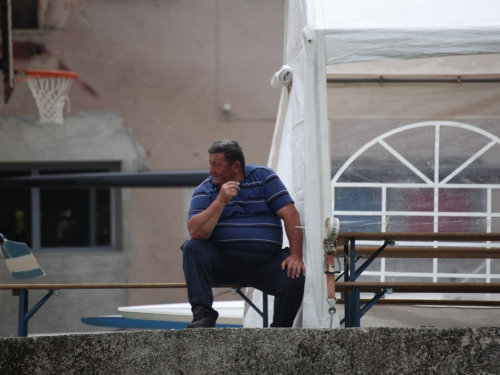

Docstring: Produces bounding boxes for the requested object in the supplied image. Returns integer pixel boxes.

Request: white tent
[245,0,500,328]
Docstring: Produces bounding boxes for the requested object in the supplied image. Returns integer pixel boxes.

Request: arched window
[332,121,500,283]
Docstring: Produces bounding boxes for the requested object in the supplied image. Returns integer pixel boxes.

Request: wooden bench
[5,232,500,333]
[0,234,269,336]
[335,232,500,327]
[0,283,269,337]
[337,246,500,259]
[7,280,498,334]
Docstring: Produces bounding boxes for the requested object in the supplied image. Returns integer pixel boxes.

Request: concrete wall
[1,328,500,374]
[0,112,143,336]
[0,0,284,335]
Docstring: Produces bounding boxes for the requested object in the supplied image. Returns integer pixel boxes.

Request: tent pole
[327,77,500,84]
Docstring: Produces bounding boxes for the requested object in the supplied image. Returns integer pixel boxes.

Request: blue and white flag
[0,234,45,280]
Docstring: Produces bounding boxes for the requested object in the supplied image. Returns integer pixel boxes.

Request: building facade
[0,0,285,336]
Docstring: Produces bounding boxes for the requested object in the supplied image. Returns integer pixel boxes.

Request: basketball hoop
[17,70,79,125]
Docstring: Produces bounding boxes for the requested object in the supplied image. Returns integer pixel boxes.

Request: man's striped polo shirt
[188,165,294,253]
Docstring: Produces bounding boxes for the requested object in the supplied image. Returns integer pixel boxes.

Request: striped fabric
[188,165,294,253]
[0,234,46,280]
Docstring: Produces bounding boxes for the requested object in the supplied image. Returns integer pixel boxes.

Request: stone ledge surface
[1,327,499,374]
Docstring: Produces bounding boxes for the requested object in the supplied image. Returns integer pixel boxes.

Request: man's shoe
[186,315,217,328]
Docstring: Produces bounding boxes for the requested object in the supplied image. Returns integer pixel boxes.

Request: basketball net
[21,70,79,125]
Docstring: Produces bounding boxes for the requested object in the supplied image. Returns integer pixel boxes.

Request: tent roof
[321,0,500,65]
[326,54,500,77]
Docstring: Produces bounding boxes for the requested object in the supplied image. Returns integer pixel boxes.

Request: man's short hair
[208,140,245,170]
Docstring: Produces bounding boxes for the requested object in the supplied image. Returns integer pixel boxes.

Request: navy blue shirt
[188,165,294,253]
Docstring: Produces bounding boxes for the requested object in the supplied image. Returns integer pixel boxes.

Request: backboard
[0,0,14,104]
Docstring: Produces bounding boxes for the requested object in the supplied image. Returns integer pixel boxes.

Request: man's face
[209,153,238,187]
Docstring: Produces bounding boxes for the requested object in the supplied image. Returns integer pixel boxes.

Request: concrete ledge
[1,328,499,374]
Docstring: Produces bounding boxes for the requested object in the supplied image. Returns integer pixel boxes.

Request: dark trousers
[181,239,305,327]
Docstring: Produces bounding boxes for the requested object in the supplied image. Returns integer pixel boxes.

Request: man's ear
[232,161,242,172]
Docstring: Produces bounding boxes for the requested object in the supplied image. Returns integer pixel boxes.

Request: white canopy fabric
[323,0,500,65]
[244,0,500,328]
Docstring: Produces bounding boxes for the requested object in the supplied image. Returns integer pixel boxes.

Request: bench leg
[18,289,29,337]
[262,292,268,327]
[16,289,55,337]
[235,289,269,327]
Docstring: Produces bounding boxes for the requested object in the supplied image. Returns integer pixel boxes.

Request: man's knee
[276,273,305,295]
[182,239,208,256]
[182,239,220,265]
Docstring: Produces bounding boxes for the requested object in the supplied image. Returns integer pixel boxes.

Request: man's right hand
[217,181,240,204]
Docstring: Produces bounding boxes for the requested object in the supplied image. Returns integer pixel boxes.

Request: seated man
[182,139,305,328]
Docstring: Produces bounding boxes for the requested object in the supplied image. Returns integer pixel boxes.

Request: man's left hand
[281,254,306,279]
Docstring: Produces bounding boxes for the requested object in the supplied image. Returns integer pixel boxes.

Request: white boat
[118,301,244,326]
[81,301,245,329]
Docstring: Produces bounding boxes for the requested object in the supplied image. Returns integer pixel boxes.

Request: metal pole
[350,237,361,327]
[327,77,500,85]
[355,240,391,279]
[263,292,268,328]
[360,289,388,319]
[343,241,351,326]
[235,289,269,328]
[18,289,28,337]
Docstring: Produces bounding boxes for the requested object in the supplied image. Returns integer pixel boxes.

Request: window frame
[0,162,122,252]
[331,121,500,284]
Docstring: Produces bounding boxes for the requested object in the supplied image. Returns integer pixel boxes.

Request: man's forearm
[285,216,303,258]
[279,204,304,258]
[188,199,226,239]
[278,203,306,277]
[188,181,240,239]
